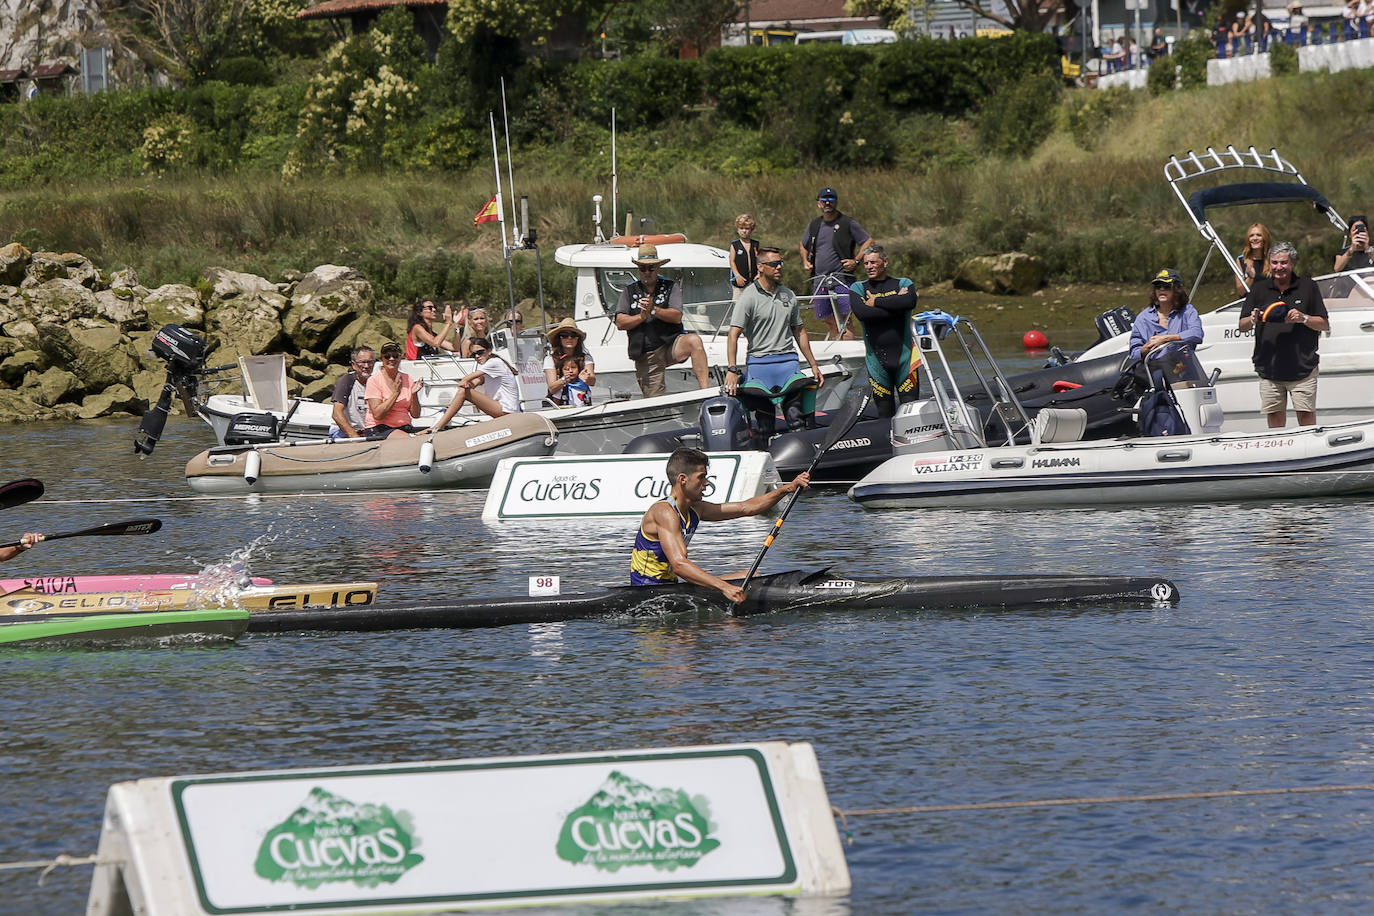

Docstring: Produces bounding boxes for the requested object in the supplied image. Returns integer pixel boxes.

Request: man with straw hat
[614,243,710,398]
[543,317,596,402]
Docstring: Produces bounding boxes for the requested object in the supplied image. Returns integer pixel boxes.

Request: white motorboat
[1074,146,1374,432]
[186,334,854,457]
[183,413,559,495]
[848,311,1374,508]
[553,200,868,396]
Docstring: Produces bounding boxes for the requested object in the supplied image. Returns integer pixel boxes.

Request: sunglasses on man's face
[353,360,376,368]
[760,260,784,269]
[638,266,658,273]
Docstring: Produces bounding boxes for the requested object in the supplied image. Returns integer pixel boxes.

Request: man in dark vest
[799,187,871,341]
[614,243,710,398]
[1237,240,1329,427]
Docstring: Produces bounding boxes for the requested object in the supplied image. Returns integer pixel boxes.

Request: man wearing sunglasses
[328,345,376,439]
[614,243,710,397]
[725,247,824,448]
[799,187,871,341]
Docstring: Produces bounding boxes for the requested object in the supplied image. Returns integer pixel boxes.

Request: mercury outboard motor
[1093,306,1135,343]
[223,412,282,446]
[698,396,751,451]
[133,324,212,456]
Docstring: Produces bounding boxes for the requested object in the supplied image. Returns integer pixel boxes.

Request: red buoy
[1023,329,1049,349]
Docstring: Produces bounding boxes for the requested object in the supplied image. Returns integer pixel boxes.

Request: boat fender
[418,440,435,473]
[243,450,261,485]
[608,233,687,247]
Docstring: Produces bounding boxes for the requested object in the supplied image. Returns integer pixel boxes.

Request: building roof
[30,62,76,78]
[297,0,448,19]
[0,69,27,82]
[737,0,879,25]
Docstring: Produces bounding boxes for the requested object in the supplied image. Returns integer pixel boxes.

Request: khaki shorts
[634,342,677,398]
[1259,368,1318,415]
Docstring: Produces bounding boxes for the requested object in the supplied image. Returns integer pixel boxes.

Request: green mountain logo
[556,770,720,873]
[253,787,423,889]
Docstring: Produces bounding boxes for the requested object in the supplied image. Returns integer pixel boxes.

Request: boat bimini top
[1166,145,1349,296]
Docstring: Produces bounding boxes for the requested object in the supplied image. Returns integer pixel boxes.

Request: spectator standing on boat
[1239,241,1330,427]
[614,243,711,397]
[405,300,463,360]
[1333,215,1373,271]
[543,318,596,401]
[847,244,921,417]
[729,213,760,300]
[0,532,44,563]
[552,356,593,406]
[799,187,871,340]
[1235,223,1272,294]
[630,447,810,604]
[459,308,490,357]
[1129,269,1204,361]
[425,337,521,429]
[725,247,825,446]
[328,345,375,439]
[364,342,423,439]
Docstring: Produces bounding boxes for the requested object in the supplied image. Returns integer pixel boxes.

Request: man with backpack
[799,187,871,341]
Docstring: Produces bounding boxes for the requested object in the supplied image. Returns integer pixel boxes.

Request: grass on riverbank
[4,65,1374,311]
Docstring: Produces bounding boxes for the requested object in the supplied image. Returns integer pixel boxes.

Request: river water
[4,365,1374,913]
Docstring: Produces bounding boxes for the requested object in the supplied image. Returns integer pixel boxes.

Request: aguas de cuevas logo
[556,770,720,873]
[254,787,424,889]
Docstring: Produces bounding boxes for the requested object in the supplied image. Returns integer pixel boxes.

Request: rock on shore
[0,243,401,424]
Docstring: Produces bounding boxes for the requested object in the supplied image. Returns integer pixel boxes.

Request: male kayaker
[631,447,810,604]
[0,532,44,563]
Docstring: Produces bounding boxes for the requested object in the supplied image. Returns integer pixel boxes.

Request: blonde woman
[1235,223,1271,294]
[460,308,491,357]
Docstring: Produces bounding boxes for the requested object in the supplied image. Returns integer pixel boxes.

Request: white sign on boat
[86,741,850,915]
[482,451,780,520]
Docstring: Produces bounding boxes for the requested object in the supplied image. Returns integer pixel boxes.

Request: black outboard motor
[698,396,751,451]
[134,324,211,456]
[1093,306,1135,343]
[224,412,282,446]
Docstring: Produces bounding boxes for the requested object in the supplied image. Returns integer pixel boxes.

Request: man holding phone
[1334,215,1373,271]
[614,243,710,397]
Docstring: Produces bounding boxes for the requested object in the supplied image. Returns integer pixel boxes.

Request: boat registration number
[1219,438,1295,451]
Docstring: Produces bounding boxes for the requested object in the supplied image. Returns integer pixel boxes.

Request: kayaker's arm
[0,532,43,563]
[652,503,745,604]
[697,472,811,522]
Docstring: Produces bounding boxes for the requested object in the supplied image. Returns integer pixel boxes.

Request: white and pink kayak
[0,573,273,596]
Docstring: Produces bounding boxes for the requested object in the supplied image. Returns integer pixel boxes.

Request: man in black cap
[799,187,871,341]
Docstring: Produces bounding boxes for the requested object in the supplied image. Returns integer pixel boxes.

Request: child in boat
[552,355,592,406]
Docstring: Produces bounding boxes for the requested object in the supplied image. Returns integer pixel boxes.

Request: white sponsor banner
[482,452,778,520]
[86,742,849,915]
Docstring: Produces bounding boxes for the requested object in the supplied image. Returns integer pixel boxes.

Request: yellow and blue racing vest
[630,497,700,585]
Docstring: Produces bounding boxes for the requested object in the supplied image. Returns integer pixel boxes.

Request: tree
[103,0,312,83]
[847,0,1076,36]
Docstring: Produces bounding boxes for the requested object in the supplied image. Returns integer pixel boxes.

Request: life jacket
[803,213,857,278]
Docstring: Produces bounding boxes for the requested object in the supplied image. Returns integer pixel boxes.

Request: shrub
[560,55,704,128]
[141,114,195,174]
[1269,41,1299,77]
[1147,54,1178,95]
[977,72,1062,157]
[214,57,273,86]
[1063,86,1141,150]
[1172,32,1215,90]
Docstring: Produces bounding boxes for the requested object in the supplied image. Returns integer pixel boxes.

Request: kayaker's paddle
[0,518,162,551]
[738,388,872,593]
[0,479,43,511]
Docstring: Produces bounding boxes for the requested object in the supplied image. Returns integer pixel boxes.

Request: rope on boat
[0,853,110,885]
[830,782,1374,844]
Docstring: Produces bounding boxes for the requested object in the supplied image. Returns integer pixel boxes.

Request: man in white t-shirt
[328,345,375,439]
[424,336,523,431]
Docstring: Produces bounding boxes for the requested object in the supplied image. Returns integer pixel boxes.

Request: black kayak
[247,569,1180,633]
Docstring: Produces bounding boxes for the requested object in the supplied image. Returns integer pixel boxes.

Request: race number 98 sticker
[529,575,561,597]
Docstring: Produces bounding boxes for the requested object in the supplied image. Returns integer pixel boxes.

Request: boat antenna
[488,112,517,315]
[610,107,618,238]
[501,77,519,245]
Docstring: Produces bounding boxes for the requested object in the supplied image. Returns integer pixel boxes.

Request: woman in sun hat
[543,317,596,400]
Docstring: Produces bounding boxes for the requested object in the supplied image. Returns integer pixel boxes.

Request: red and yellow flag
[473,195,500,226]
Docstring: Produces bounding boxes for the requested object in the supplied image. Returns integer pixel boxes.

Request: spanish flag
[473,195,501,226]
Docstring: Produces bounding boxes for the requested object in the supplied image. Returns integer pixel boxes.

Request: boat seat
[1033,407,1088,444]
[239,356,289,412]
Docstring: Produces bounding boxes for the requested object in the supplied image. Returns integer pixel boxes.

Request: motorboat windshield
[1147,343,1209,387]
[594,266,734,334]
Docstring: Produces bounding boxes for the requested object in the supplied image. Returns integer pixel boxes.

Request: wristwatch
[726,366,741,375]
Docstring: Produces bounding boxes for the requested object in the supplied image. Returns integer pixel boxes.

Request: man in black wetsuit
[846,245,921,417]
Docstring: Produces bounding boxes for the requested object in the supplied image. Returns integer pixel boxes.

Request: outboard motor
[223,412,282,446]
[134,324,211,456]
[1093,306,1135,343]
[698,396,751,451]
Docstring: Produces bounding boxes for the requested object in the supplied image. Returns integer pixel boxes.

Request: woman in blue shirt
[1130,268,1204,361]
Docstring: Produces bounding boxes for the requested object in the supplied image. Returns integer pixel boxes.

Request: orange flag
[473,195,500,226]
